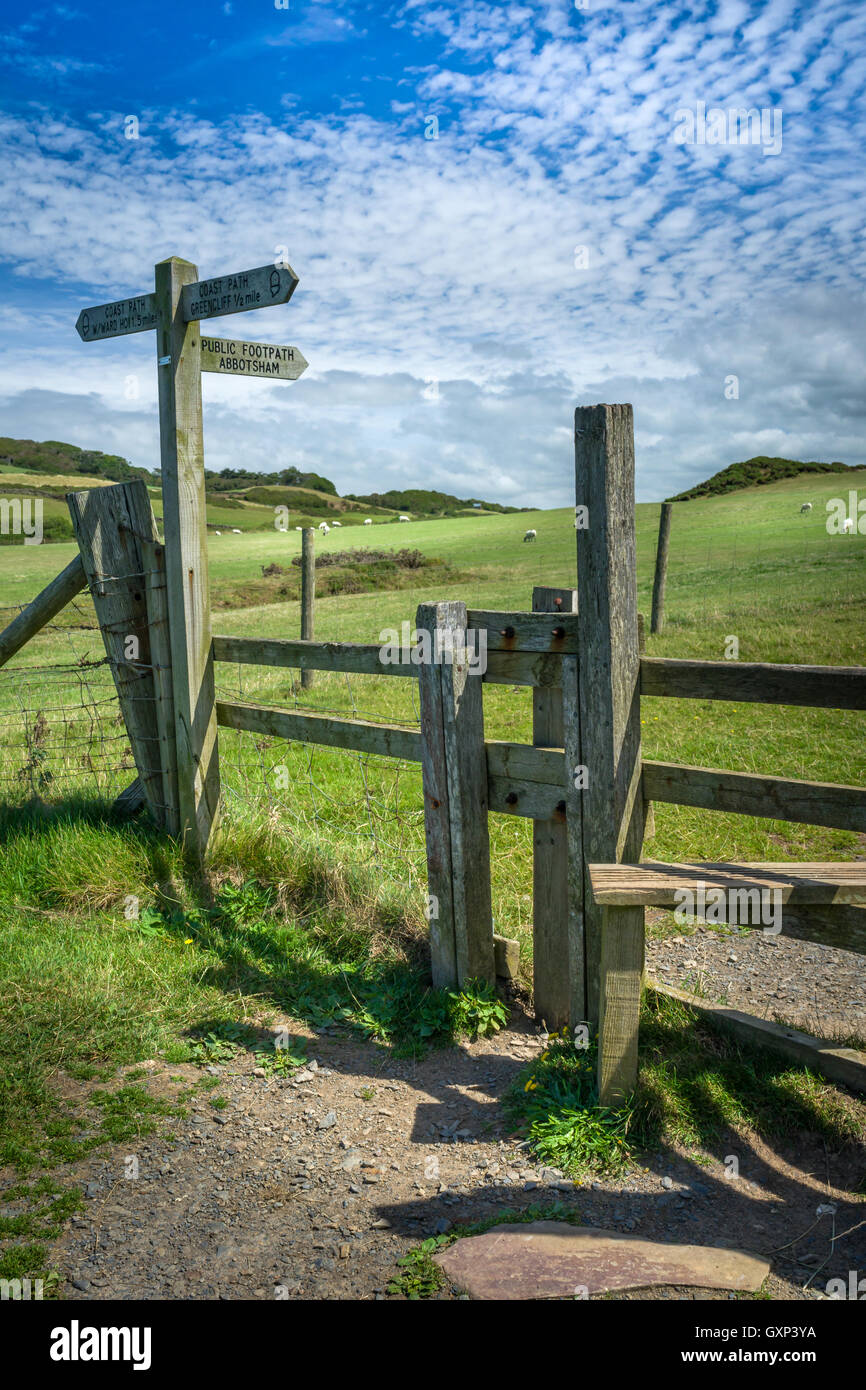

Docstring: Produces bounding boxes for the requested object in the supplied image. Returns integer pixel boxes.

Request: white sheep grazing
[332,520,341,527]
[800,502,812,513]
[232,528,242,534]
[523,528,537,542]
[399,514,410,522]
[295,526,302,531]
[363,518,372,526]
[318,521,330,533]
[843,517,854,533]
[214,531,221,536]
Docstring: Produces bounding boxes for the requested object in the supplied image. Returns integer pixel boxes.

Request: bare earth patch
[43,1006,865,1302]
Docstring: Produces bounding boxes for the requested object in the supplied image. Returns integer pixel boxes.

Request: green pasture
[1,465,864,1260]
[2,466,864,941]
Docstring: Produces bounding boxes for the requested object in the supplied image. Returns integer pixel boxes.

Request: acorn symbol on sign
[81,312,90,336]
[269,269,280,299]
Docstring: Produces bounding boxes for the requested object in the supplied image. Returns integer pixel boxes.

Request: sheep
[231,528,242,534]
[523,528,537,542]
[214,531,221,536]
[295,526,302,531]
[363,518,372,526]
[399,514,410,522]
[318,521,330,533]
[800,502,812,513]
[843,517,854,533]
[332,520,341,527]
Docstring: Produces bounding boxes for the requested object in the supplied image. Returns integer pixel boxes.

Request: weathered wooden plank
[140,537,179,836]
[589,861,866,905]
[113,777,146,818]
[300,528,315,691]
[466,610,579,653]
[650,502,673,634]
[486,776,562,819]
[532,586,578,1031]
[155,256,220,861]
[575,403,644,1026]
[562,653,587,1024]
[211,633,564,688]
[647,982,866,1094]
[215,699,421,762]
[0,555,87,668]
[640,657,866,710]
[416,603,458,987]
[66,481,164,821]
[418,601,495,986]
[493,933,520,979]
[485,741,565,786]
[643,761,866,832]
[213,634,393,676]
[597,905,645,1105]
[590,862,866,954]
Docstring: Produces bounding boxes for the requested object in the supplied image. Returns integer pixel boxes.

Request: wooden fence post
[651,502,673,634]
[574,404,645,1028]
[532,585,583,1029]
[301,527,315,690]
[154,256,219,862]
[416,601,495,988]
[66,481,165,823]
[140,537,180,836]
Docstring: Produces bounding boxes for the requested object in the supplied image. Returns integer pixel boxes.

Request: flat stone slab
[434,1222,770,1300]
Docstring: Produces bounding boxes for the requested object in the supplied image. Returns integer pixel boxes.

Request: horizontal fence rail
[643,760,866,833]
[214,698,569,820]
[640,657,866,710]
[212,633,569,688]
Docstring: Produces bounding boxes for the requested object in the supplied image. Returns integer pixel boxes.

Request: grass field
[0,465,864,1277]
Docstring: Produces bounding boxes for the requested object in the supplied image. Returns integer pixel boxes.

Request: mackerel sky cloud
[0,0,863,504]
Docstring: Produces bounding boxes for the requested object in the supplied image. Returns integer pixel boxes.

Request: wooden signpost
[75,257,307,862]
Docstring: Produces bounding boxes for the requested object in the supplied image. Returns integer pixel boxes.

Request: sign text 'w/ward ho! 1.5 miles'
[76,294,159,341]
[200,337,308,380]
[182,264,299,322]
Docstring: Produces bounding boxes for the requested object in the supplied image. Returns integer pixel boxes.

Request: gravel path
[44,1007,865,1302]
[645,913,866,1040]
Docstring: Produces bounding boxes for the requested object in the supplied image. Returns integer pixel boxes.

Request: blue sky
[0,0,863,505]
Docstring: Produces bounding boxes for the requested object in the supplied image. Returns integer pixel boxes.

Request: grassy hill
[0,436,524,540]
[670,455,856,502]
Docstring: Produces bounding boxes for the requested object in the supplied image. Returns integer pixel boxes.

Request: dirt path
[45,1007,864,1301]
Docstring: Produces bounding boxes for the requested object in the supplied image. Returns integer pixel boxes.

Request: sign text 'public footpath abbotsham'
[200,336,308,380]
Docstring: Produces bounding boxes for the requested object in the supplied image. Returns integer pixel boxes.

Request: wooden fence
[1,402,864,1094]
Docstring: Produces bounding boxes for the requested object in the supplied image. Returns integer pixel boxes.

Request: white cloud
[0,0,863,503]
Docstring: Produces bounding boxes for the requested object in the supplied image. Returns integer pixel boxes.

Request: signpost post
[75,257,307,862]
